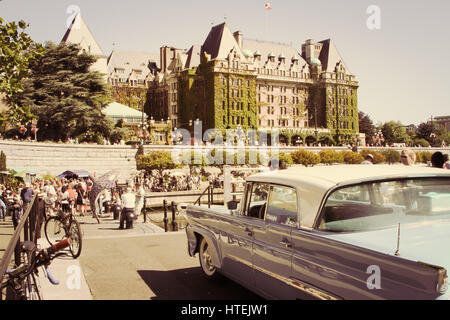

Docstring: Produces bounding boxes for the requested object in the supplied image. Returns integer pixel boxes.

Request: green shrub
[270,152,293,167]
[381,150,401,164]
[417,151,432,164]
[319,150,344,165]
[360,149,386,164]
[341,151,364,164]
[291,149,320,167]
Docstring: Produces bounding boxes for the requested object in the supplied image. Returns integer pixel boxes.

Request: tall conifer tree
[17,42,112,141]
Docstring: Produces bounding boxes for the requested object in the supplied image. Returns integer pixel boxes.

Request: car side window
[246,183,269,219]
[266,185,298,227]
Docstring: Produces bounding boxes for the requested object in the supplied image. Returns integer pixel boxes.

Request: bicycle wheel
[68,219,82,259]
[44,216,66,245]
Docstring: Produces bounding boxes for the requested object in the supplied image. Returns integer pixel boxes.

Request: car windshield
[317,178,450,232]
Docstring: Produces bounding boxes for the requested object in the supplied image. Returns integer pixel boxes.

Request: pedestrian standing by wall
[431,152,449,169]
[401,149,416,166]
[135,183,145,219]
[361,154,374,165]
[120,187,136,230]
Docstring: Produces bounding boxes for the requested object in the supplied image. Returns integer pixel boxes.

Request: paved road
[77,216,261,300]
[1,213,260,300]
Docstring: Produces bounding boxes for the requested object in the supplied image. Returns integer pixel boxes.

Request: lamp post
[139,97,145,145]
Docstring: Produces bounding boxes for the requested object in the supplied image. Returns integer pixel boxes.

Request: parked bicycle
[44,209,82,259]
[0,239,70,300]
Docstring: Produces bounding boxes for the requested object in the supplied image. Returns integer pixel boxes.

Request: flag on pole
[265,2,272,10]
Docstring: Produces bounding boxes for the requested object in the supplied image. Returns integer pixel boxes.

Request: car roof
[248,164,450,188]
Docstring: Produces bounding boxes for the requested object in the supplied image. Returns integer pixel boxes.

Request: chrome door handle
[280,240,292,249]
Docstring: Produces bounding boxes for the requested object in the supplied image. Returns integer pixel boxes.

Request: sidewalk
[2,212,165,300]
[36,214,165,300]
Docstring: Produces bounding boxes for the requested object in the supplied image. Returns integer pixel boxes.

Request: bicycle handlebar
[47,238,71,255]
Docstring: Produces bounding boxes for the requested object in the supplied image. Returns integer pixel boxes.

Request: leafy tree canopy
[15,42,112,141]
[381,121,410,145]
[0,17,44,125]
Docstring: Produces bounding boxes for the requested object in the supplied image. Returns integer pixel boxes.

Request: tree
[0,17,44,125]
[15,42,112,141]
[381,121,410,146]
[136,151,180,177]
[435,124,450,147]
[416,122,435,145]
[358,111,376,144]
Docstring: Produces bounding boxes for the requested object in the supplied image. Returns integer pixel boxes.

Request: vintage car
[185,165,450,300]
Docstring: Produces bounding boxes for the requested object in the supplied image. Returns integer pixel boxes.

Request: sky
[1,0,449,126]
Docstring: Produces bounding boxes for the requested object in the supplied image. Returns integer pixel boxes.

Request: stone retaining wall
[0,140,448,181]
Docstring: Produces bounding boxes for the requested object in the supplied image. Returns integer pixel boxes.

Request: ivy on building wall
[111,85,148,110]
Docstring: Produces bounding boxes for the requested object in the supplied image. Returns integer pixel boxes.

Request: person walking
[76,184,86,216]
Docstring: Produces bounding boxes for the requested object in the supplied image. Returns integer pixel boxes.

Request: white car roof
[249,165,450,187]
[247,165,450,228]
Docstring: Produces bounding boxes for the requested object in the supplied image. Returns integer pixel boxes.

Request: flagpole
[265,8,268,40]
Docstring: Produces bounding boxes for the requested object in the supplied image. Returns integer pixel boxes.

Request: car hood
[324,220,450,270]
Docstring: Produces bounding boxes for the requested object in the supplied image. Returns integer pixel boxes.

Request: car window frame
[313,176,450,231]
[263,184,300,228]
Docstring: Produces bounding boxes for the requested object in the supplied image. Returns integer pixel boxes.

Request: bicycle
[0,239,70,300]
[44,208,82,259]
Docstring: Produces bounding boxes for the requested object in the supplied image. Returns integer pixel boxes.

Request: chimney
[233,31,243,48]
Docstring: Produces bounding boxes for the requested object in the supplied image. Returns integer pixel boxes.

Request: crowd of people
[0,177,95,229]
[134,172,224,192]
[0,150,448,232]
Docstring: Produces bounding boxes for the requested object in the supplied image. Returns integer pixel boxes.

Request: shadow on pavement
[137,267,262,300]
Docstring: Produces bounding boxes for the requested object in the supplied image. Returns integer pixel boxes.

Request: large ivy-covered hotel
[147,23,360,145]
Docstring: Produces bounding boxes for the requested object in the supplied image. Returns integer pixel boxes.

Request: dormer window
[254,51,262,62]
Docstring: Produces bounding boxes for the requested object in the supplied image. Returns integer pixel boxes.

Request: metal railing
[0,195,44,285]
[194,183,214,208]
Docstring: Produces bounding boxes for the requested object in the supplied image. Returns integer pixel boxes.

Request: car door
[219,183,261,288]
[252,184,298,299]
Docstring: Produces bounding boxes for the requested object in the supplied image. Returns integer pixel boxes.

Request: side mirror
[227,201,238,210]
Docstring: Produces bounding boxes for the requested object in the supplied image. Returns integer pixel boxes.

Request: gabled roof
[201,23,245,60]
[318,39,353,75]
[185,45,202,69]
[61,13,105,57]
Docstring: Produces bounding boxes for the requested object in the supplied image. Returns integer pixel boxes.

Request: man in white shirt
[120,188,136,229]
